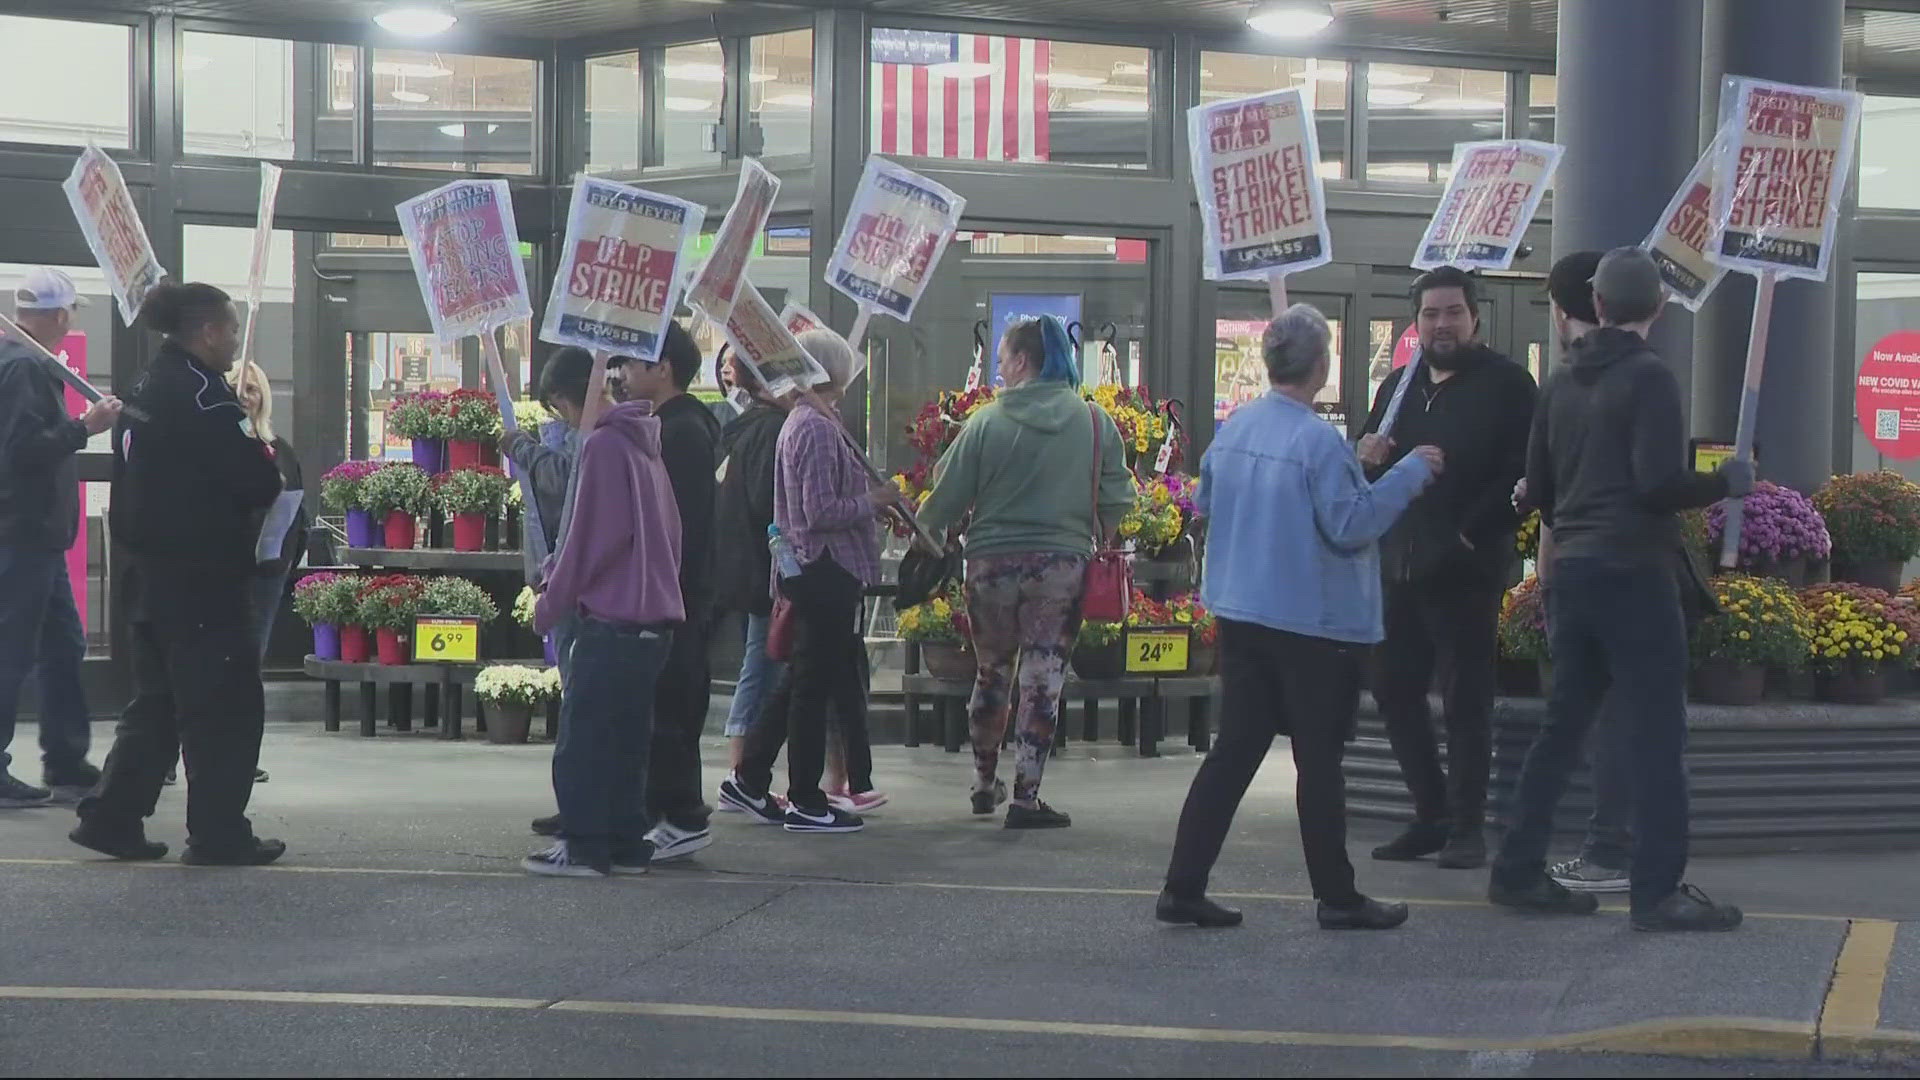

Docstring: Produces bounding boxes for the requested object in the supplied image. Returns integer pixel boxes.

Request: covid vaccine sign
[1857,330,1920,459]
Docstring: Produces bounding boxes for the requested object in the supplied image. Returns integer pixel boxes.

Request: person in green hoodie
[917,315,1134,828]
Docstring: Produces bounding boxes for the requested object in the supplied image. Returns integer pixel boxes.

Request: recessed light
[1246,0,1334,37]
[374,4,458,38]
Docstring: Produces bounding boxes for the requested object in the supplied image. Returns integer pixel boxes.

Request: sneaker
[827,787,888,814]
[182,837,287,867]
[69,820,167,861]
[531,813,562,837]
[646,822,713,862]
[783,805,864,833]
[1370,821,1450,861]
[163,769,177,786]
[521,840,608,878]
[0,772,52,808]
[254,768,270,783]
[1435,827,1488,870]
[971,779,1008,816]
[717,773,786,825]
[1005,801,1071,830]
[43,762,101,803]
[1632,885,1743,932]
[1318,897,1411,930]
[1550,856,1631,893]
[1488,874,1601,915]
[609,845,652,876]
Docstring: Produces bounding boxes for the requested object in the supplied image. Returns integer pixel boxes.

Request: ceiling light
[928,60,996,80]
[1367,88,1421,106]
[1046,71,1108,89]
[1246,0,1334,37]
[391,89,430,103]
[374,4,458,37]
[1063,97,1150,113]
[664,96,716,112]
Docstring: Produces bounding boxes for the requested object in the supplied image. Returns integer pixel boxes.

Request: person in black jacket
[74,282,286,866]
[713,350,789,773]
[1359,267,1537,871]
[0,268,121,806]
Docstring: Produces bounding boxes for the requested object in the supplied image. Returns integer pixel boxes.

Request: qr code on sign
[1878,409,1902,441]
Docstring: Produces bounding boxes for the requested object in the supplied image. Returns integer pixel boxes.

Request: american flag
[870,30,1051,163]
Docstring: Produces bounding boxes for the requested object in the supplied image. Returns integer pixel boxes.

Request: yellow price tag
[1125,628,1189,674]
[1693,443,1734,475]
[413,616,481,664]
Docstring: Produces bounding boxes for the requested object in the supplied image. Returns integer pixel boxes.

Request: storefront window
[1200,53,1347,179]
[868,29,1151,168]
[1528,74,1556,143]
[1367,317,1420,413]
[661,40,726,169]
[1365,64,1507,183]
[371,49,537,174]
[585,51,640,174]
[1215,295,1342,429]
[751,29,812,159]
[182,33,355,161]
[1861,96,1920,211]
[184,224,297,441]
[0,16,131,149]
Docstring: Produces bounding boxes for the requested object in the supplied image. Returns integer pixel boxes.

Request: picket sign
[0,311,105,404]
[1718,273,1777,568]
[238,162,283,372]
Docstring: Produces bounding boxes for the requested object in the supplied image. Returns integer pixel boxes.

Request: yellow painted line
[1821,918,1901,1036]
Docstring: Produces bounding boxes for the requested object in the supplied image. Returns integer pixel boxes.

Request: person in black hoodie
[713,350,789,773]
[0,268,120,806]
[74,282,286,866]
[1359,267,1537,871]
[1490,247,1749,932]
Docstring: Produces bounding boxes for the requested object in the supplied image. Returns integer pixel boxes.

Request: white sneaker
[646,822,714,862]
[521,840,608,878]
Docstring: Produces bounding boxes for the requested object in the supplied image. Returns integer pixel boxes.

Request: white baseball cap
[14,267,86,312]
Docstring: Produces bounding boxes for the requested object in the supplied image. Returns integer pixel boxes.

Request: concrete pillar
[1551,0,1703,385]
[1695,0,1845,492]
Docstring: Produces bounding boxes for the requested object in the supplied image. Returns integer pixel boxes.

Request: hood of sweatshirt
[1566,326,1648,386]
[993,380,1082,434]
[593,400,663,458]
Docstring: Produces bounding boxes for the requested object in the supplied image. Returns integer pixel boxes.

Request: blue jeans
[1581,703,1634,869]
[1494,558,1690,914]
[724,613,786,738]
[0,546,91,777]
[551,616,671,866]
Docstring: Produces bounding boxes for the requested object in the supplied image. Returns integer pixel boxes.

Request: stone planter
[1831,558,1904,594]
[920,642,977,681]
[486,701,534,745]
[1691,660,1766,706]
[1072,639,1125,681]
[1816,667,1887,705]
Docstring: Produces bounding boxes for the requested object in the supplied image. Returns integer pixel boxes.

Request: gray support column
[1551,0,1703,383]
[1696,0,1845,492]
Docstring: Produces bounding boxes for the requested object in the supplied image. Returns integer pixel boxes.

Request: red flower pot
[448,439,484,471]
[340,625,371,664]
[376,627,408,666]
[452,512,487,552]
[383,511,417,551]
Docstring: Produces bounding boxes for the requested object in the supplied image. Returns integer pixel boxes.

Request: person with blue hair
[917,315,1134,828]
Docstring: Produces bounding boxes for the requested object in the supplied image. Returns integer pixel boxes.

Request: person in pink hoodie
[525,363,685,878]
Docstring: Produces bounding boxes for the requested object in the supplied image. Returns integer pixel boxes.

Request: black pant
[79,615,264,849]
[1374,578,1503,829]
[649,611,713,831]
[740,557,873,813]
[1165,619,1363,906]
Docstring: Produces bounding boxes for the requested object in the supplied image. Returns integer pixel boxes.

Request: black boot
[1632,885,1743,932]
[69,820,167,861]
[1155,889,1243,928]
[182,837,287,866]
[1317,896,1410,930]
[1370,820,1450,861]
[1436,825,1487,869]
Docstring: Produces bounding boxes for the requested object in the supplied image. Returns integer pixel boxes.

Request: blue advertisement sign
[988,293,1082,385]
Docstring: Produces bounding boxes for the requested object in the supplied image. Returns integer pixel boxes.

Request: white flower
[475,665,550,708]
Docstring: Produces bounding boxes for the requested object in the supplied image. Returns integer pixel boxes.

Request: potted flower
[1159,592,1218,675]
[1813,471,1920,592]
[513,585,557,666]
[320,460,382,549]
[1706,481,1831,586]
[1800,582,1914,704]
[898,591,974,680]
[421,575,500,624]
[473,664,548,745]
[1516,509,1541,562]
[292,572,359,661]
[1072,620,1125,680]
[434,466,512,552]
[1689,574,1813,705]
[359,463,433,550]
[388,390,451,475]
[446,388,502,470]
[508,399,547,481]
[1498,575,1550,695]
[355,574,427,666]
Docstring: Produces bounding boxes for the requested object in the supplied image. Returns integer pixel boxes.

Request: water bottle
[769,524,803,579]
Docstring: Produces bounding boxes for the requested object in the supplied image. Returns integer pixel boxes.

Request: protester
[236,361,302,785]
[502,346,598,598]
[1159,304,1441,930]
[713,349,790,776]
[916,314,1132,828]
[1359,266,1537,871]
[525,352,683,878]
[0,268,118,806]
[75,282,285,865]
[1491,247,1750,931]
[723,328,890,834]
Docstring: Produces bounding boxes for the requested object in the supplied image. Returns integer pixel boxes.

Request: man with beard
[1359,266,1537,871]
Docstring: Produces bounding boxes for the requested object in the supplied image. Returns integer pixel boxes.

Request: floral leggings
[964,552,1088,806]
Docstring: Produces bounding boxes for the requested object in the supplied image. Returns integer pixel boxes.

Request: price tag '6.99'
[413,615,481,664]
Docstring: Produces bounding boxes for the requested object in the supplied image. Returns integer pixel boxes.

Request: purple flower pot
[345,508,377,549]
[411,437,447,476]
[312,623,341,661]
[543,635,558,667]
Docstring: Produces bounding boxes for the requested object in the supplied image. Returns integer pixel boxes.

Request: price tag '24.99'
[414,615,482,664]
[1124,627,1190,674]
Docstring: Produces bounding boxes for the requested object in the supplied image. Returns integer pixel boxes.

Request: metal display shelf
[341,548,525,572]
[302,655,552,741]
[900,669,1218,758]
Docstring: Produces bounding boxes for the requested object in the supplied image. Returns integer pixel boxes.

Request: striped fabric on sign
[870,33,1051,163]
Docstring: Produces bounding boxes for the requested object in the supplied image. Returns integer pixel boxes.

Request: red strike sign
[1857,330,1920,459]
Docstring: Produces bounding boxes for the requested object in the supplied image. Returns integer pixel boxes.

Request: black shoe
[1371,821,1450,861]
[69,821,167,861]
[531,813,562,836]
[971,779,1008,816]
[783,805,864,834]
[1489,874,1600,915]
[1318,897,1410,930]
[717,773,787,826]
[0,772,52,808]
[1435,828,1487,870]
[1632,885,1744,932]
[44,762,101,802]
[181,837,287,866]
[254,768,269,784]
[1005,801,1071,830]
[163,769,177,786]
[1155,889,1243,928]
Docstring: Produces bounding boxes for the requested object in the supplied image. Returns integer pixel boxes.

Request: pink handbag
[1080,402,1132,622]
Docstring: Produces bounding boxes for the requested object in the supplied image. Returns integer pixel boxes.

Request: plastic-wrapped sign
[686,158,780,321]
[779,301,825,336]
[1645,127,1732,311]
[727,282,828,398]
[1411,140,1563,271]
[539,177,704,359]
[397,179,533,341]
[826,157,966,320]
[1188,88,1332,281]
[62,142,165,325]
[1708,77,1861,282]
[239,162,283,366]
